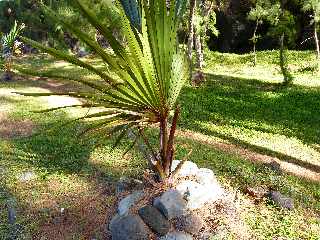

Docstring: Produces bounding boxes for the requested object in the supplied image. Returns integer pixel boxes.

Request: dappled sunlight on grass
[205,50,320,87]
[198,121,320,167]
[179,73,320,171]
[1,52,320,238]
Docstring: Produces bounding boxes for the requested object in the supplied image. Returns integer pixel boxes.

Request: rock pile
[109,161,225,240]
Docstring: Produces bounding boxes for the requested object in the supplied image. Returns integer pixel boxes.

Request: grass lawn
[0,51,319,239]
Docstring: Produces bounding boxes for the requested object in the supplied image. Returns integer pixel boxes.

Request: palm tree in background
[1,21,24,81]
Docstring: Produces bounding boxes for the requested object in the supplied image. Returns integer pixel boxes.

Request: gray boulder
[171,161,199,177]
[109,214,149,240]
[269,191,294,210]
[175,214,203,234]
[118,191,144,216]
[109,214,121,230]
[138,205,170,236]
[196,168,217,185]
[176,180,224,210]
[159,231,193,240]
[154,189,187,220]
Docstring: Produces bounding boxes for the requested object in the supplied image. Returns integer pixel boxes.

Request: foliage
[302,0,320,24]
[248,1,277,23]
[1,21,24,56]
[268,10,297,48]
[0,21,24,76]
[279,39,294,85]
[16,0,189,180]
[194,1,219,39]
[248,0,280,43]
[263,1,297,85]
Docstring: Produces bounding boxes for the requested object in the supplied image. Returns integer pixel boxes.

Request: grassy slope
[0,51,319,239]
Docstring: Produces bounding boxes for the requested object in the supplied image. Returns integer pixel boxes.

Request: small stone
[175,214,203,234]
[243,186,269,198]
[6,198,17,224]
[118,191,144,216]
[116,177,144,195]
[171,161,199,177]
[77,49,89,58]
[154,189,187,220]
[138,205,170,236]
[109,214,149,240]
[159,231,193,240]
[196,168,216,185]
[19,171,36,182]
[269,191,294,210]
[116,177,130,194]
[265,161,281,173]
[176,180,224,210]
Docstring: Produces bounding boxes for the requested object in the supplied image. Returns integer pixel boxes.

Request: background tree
[194,0,219,69]
[267,0,296,85]
[187,0,197,78]
[247,1,269,65]
[248,0,282,66]
[0,21,24,81]
[302,0,320,71]
[187,0,218,82]
[16,0,189,181]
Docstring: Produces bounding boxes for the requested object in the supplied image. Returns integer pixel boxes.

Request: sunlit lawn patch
[0,52,319,239]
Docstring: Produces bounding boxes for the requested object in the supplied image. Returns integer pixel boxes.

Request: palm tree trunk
[160,114,168,173]
[3,56,13,81]
[314,18,320,71]
[187,0,196,76]
[164,106,180,175]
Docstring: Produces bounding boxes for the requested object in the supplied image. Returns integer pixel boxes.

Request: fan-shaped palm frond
[16,0,189,180]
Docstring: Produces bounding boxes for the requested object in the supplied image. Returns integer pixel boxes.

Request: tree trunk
[252,20,259,66]
[187,0,196,77]
[314,18,320,71]
[279,33,285,77]
[194,30,204,69]
[279,0,292,85]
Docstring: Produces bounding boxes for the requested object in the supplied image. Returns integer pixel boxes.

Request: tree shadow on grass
[179,73,320,170]
[0,114,144,239]
[191,125,320,173]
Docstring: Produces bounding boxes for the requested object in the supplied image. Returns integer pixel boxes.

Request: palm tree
[1,21,24,81]
[16,0,189,181]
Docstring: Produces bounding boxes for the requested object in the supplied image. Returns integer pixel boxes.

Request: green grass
[0,51,320,239]
[205,50,320,87]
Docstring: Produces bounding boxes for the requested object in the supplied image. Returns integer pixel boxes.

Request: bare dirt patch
[16,176,117,240]
[0,118,34,139]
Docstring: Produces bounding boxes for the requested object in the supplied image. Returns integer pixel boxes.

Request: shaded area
[190,126,320,174]
[0,79,143,240]
[180,73,320,145]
